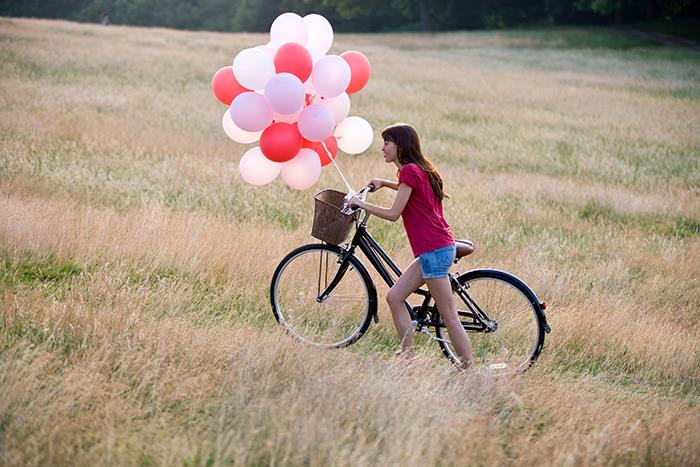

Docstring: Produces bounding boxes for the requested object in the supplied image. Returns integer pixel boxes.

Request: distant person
[348,123,476,368]
[99,11,110,25]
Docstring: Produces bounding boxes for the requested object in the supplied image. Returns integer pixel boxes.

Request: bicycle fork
[315,250,380,324]
[315,258,350,303]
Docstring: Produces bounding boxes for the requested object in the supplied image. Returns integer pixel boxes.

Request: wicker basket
[312,189,356,245]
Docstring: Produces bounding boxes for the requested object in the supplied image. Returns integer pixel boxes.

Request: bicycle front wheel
[270,244,377,348]
[435,269,546,374]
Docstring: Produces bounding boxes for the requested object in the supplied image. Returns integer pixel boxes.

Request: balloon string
[322,141,353,193]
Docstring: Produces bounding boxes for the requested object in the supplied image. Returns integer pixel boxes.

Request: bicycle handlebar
[359,183,375,196]
[341,183,375,215]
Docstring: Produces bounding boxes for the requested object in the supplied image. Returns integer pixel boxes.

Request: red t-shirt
[398,163,454,257]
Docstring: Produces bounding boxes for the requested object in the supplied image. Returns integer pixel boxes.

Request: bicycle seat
[455,239,474,259]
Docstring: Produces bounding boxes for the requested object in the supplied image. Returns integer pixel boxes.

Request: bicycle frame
[317,209,494,333]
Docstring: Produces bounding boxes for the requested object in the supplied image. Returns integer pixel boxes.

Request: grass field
[1,17,699,466]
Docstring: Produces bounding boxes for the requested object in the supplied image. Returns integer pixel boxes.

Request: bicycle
[270,185,552,373]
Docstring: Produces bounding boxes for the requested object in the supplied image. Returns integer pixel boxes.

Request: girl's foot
[394,347,415,361]
[459,359,476,370]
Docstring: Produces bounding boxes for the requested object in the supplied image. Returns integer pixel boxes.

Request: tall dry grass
[1,17,699,466]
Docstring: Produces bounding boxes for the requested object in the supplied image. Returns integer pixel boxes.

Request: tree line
[2,0,698,32]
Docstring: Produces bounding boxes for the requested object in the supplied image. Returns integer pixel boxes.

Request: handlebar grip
[367,183,376,192]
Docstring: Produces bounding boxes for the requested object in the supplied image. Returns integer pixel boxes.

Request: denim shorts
[418,244,456,279]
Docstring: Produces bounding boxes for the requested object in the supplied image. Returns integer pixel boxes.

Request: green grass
[1,18,699,466]
[0,252,86,288]
[6,246,694,398]
[504,26,660,50]
[578,201,700,238]
[0,251,273,329]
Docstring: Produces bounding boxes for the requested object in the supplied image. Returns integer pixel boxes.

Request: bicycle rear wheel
[435,269,546,374]
[270,244,377,348]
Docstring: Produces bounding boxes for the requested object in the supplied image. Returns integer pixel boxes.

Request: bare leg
[386,259,425,359]
[426,277,475,368]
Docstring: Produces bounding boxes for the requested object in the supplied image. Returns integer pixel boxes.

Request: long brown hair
[381,123,448,200]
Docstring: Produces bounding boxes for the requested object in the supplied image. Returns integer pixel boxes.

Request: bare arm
[351,183,412,222]
[370,178,398,191]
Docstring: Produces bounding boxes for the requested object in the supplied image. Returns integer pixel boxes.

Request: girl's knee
[385,291,397,306]
[386,288,404,307]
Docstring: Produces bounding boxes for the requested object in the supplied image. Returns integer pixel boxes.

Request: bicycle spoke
[271,245,373,348]
[435,272,544,373]
[478,301,535,325]
[322,296,369,303]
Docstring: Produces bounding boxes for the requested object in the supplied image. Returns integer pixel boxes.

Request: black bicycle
[270,185,552,373]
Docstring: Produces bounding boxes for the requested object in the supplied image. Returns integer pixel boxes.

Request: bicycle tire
[270,243,377,348]
[434,269,546,373]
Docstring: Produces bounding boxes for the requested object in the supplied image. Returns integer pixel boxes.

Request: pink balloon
[341,50,371,94]
[230,92,273,132]
[222,109,261,144]
[297,104,334,142]
[239,147,281,186]
[312,55,351,98]
[212,66,249,105]
[274,43,313,82]
[281,148,322,190]
[313,93,350,125]
[264,72,304,115]
[302,135,337,166]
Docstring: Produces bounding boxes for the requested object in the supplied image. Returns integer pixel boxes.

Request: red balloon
[212,66,249,105]
[274,43,313,83]
[341,51,370,94]
[260,122,303,163]
[303,135,337,167]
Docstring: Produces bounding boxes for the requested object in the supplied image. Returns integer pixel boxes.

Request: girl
[348,123,475,368]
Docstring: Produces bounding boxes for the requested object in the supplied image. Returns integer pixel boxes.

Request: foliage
[1,0,699,31]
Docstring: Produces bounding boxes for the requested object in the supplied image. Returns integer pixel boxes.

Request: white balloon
[265,41,279,53]
[232,48,275,91]
[307,47,324,64]
[255,45,276,59]
[312,55,351,98]
[270,12,308,48]
[281,148,322,190]
[303,14,333,54]
[222,110,261,144]
[334,116,374,154]
[264,72,305,115]
[313,93,350,125]
[239,146,281,186]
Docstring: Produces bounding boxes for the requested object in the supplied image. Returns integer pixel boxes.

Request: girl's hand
[368,178,384,191]
[347,195,364,209]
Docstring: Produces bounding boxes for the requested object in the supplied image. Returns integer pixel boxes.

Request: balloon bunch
[212,12,373,190]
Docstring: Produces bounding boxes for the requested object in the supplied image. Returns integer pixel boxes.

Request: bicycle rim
[436,273,544,374]
[270,245,373,348]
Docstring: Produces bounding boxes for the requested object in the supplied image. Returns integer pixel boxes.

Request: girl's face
[382,139,398,164]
